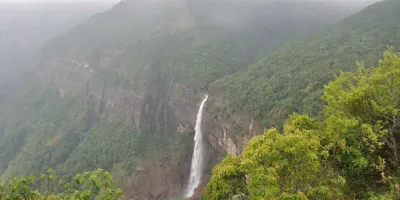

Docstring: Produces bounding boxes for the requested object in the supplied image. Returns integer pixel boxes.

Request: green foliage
[0,78,190,196]
[322,50,400,197]
[0,168,124,200]
[0,84,89,178]
[212,0,400,128]
[205,155,248,200]
[206,115,344,200]
[369,158,400,199]
[207,49,400,199]
[2,0,400,199]
[57,121,165,178]
[42,0,361,97]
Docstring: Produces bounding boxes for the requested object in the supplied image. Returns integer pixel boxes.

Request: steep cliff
[38,0,362,152]
[0,0,376,199]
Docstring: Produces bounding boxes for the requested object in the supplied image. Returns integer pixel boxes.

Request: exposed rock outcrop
[38,47,262,199]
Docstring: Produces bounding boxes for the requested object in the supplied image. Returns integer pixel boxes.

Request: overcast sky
[0,0,378,2]
[0,0,120,3]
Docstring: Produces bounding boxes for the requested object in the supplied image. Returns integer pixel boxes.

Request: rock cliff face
[37,38,264,200]
[35,0,367,198]
[40,54,195,135]
[38,51,238,200]
[38,47,262,154]
[204,98,265,156]
[37,0,267,167]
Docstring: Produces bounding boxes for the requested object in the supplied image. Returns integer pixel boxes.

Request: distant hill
[212,0,400,128]
[41,0,369,93]
[0,0,384,199]
[0,1,116,82]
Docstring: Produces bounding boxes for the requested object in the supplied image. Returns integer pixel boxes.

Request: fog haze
[0,1,118,82]
[1,0,120,3]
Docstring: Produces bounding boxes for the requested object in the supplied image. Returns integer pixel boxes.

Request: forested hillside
[0,0,394,199]
[211,0,400,128]
[41,0,366,94]
[205,0,400,199]
[206,50,400,199]
[0,72,191,199]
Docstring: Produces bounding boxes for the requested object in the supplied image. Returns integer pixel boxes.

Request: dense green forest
[206,50,400,199]
[0,0,362,186]
[1,0,399,199]
[0,74,190,180]
[211,0,400,128]
[0,168,124,200]
[41,0,364,94]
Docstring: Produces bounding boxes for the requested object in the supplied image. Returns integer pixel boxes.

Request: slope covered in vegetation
[41,0,364,93]
[212,0,400,128]
[0,0,390,199]
[206,50,400,199]
[0,168,124,200]
[0,72,191,199]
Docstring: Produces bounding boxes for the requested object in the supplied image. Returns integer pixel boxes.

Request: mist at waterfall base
[185,95,209,198]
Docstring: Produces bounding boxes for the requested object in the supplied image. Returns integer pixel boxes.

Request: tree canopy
[212,0,400,128]
[205,50,400,199]
[0,168,124,200]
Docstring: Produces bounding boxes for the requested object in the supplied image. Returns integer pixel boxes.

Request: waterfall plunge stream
[185,95,208,198]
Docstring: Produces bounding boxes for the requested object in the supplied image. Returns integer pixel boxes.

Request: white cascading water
[185,95,208,198]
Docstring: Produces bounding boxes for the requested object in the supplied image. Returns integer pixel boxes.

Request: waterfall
[185,95,208,198]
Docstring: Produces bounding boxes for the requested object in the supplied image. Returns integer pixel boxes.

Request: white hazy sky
[0,0,120,3]
[0,0,377,2]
